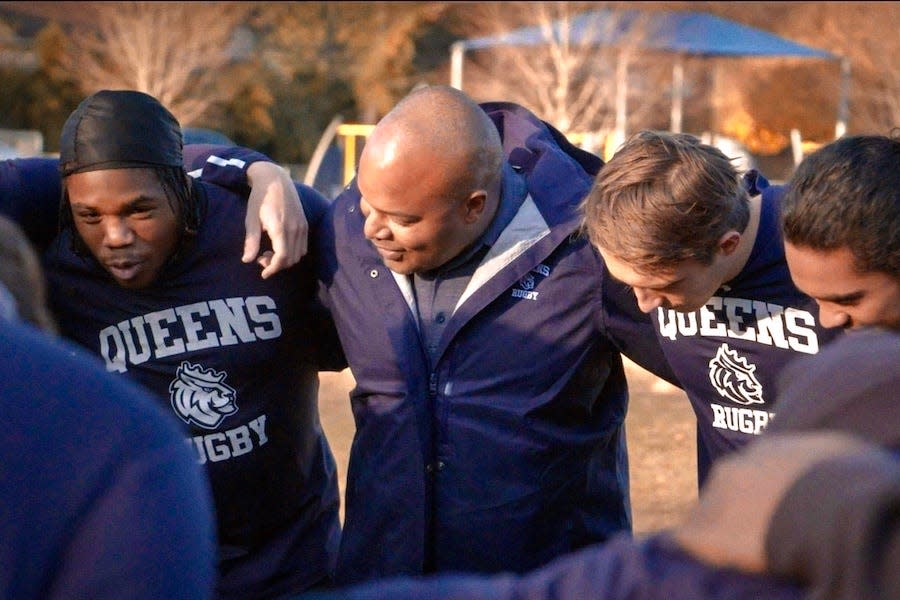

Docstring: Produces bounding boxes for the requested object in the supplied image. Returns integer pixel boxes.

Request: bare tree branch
[61,1,249,125]
[449,1,668,148]
[818,5,900,133]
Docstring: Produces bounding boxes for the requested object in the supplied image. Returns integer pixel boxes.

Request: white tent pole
[304,115,344,187]
[835,56,851,139]
[613,50,628,152]
[670,55,684,133]
[450,42,465,90]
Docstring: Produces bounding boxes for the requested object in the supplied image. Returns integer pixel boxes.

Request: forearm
[0,157,65,251]
[182,144,310,277]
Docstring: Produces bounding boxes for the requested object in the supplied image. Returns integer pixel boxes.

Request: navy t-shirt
[652,186,842,485]
[0,157,343,598]
[47,180,340,598]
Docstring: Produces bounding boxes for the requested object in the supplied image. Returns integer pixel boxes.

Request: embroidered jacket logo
[169,361,238,429]
[708,343,764,405]
[511,264,550,301]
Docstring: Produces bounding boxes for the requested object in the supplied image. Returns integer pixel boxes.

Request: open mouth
[106,259,144,281]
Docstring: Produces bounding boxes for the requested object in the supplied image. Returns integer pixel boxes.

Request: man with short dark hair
[780,134,900,330]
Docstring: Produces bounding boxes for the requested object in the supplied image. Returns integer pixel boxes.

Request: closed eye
[74,210,101,224]
[391,216,419,226]
[828,295,862,307]
[819,291,864,307]
[128,206,156,219]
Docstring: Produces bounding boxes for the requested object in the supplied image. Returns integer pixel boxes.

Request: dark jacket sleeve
[0,157,64,251]
[300,534,801,600]
[183,143,276,195]
[765,450,900,600]
[2,322,217,600]
[298,183,347,372]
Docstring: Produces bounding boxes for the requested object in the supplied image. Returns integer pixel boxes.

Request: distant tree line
[0,1,895,168]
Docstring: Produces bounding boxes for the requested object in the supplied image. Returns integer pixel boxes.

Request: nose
[816,303,850,329]
[103,217,134,248]
[633,287,664,313]
[363,208,390,241]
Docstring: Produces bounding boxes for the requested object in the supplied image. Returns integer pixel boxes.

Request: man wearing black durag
[7,90,345,599]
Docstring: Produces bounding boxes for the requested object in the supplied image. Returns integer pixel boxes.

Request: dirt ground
[318,358,697,536]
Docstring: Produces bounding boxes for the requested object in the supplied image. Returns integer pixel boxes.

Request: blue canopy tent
[450,9,849,139]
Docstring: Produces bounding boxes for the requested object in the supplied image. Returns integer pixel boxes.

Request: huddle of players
[0,86,896,600]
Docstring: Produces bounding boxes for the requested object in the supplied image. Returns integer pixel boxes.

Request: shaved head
[363,85,503,196]
[356,85,506,274]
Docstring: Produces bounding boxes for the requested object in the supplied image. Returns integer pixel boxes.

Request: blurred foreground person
[0,318,216,599]
[0,214,56,332]
[674,326,899,600]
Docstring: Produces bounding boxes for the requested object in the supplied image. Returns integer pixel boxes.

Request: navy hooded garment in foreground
[0,321,216,599]
[298,533,801,600]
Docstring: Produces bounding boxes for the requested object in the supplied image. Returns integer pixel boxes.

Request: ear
[461,190,488,224]
[717,230,742,256]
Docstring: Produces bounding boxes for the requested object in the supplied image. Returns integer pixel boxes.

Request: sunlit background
[0,1,896,188]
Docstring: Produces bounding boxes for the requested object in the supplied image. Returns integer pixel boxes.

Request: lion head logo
[169,361,238,429]
[708,343,764,406]
[518,273,536,291]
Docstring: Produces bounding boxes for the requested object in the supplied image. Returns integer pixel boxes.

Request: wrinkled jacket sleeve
[300,534,800,600]
[765,450,900,600]
[181,143,327,227]
[182,143,276,194]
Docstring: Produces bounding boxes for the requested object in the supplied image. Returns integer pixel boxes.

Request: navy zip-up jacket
[317,102,677,583]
